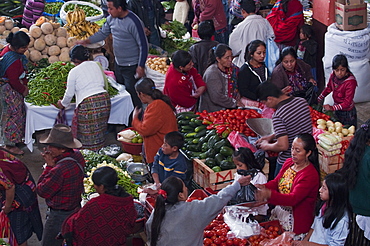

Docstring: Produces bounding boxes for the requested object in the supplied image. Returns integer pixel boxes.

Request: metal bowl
[127,163,149,182]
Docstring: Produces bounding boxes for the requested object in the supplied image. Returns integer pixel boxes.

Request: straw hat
[39,124,82,149]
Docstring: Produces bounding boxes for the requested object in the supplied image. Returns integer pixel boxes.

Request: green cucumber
[195,125,206,133]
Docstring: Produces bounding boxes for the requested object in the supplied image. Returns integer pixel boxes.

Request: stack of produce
[177,112,235,172]
[317,133,342,156]
[146,57,169,75]
[316,119,355,138]
[64,6,100,40]
[0,16,27,48]
[26,61,118,106]
[25,18,74,63]
[117,129,143,144]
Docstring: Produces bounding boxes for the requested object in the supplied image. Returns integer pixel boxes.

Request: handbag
[54,108,68,125]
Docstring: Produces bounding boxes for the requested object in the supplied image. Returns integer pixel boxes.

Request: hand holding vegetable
[255,184,271,201]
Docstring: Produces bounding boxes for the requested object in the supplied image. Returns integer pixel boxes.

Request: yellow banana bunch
[65,7,100,40]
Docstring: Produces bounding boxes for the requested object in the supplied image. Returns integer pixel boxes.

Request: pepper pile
[197,109,262,138]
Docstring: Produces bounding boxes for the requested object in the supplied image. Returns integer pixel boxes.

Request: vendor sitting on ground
[152,131,188,187]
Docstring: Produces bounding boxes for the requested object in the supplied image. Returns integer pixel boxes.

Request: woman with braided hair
[61,166,137,246]
[146,175,251,246]
[338,119,370,246]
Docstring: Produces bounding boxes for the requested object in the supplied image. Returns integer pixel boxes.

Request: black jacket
[301,39,317,68]
[127,0,166,30]
[237,62,269,101]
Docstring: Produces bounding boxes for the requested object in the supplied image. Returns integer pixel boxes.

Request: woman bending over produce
[62,166,137,246]
[146,175,251,246]
[57,45,111,151]
[254,133,320,239]
[163,50,206,113]
[199,44,244,112]
[132,78,178,164]
[0,31,30,155]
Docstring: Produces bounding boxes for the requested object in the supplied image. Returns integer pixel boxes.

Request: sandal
[0,146,24,155]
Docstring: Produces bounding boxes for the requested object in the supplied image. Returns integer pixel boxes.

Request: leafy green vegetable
[161,0,176,11]
[161,20,196,55]
[64,3,102,17]
[44,2,63,14]
[161,20,188,39]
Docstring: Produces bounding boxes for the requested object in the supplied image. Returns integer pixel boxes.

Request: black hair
[207,43,232,67]
[244,39,266,62]
[107,0,127,10]
[240,0,256,14]
[92,166,130,197]
[6,31,30,50]
[135,78,176,111]
[70,44,90,62]
[300,24,314,39]
[150,176,184,246]
[331,54,352,74]
[295,133,320,174]
[256,81,283,101]
[233,147,262,171]
[198,20,215,40]
[164,131,184,149]
[338,119,370,189]
[171,50,192,69]
[275,46,297,66]
[316,172,352,230]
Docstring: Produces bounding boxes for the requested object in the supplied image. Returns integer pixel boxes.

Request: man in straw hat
[36,124,86,246]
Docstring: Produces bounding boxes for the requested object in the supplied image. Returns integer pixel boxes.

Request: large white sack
[323,58,370,104]
[145,66,165,92]
[324,23,370,62]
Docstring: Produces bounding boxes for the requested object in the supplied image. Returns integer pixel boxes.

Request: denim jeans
[114,63,142,108]
[41,208,75,246]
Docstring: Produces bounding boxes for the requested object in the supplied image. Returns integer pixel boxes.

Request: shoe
[0,146,24,155]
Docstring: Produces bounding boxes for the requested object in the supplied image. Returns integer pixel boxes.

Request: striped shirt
[273,97,312,165]
[151,149,188,183]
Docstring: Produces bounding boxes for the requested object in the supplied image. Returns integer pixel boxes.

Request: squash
[24,49,30,59]
[28,36,35,48]
[19,28,29,33]
[56,36,67,48]
[48,45,61,56]
[55,27,67,37]
[41,46,49,55]
[29,25,42,38]
[67,37,77,48]
[29,50,42,62]
[61,47,70,54]
[35,16,46,26]
[0,16,6,24]
[48,55,59,63]
[41,54,49,59]
[11,27,20,33]
[44,34,57,46]
[4,19,13,30]
[2,30,11,37]
[41,22,53,35]
[0,26,6,35]
[59,52,70,62]
[34,38,46,51]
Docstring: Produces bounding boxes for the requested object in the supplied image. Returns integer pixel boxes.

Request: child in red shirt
[317,54,357,126]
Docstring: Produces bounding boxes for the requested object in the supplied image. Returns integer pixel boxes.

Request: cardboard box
[318,145,345,173]
[335,2,368,31]
[313,0,336,26]
[193,158,236,191]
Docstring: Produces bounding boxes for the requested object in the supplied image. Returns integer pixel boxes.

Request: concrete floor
[16,102,370,246]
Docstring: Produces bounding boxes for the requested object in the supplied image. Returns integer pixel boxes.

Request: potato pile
[146,57,169,74]
[26,19,78,64]
[0,17,23,49]
[316,119,355,138]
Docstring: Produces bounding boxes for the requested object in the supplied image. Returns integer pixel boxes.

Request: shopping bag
[265,37,279,74]
[305,84,318,106]
[54,108,68,125]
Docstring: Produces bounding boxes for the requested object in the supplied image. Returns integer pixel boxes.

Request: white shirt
[61,61,107,107]
[228,14,274,68]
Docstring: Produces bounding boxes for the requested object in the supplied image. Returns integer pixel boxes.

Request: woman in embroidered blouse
[163,50,206,113]
[255,133,320,239]
[199,43,244,112]
[57,45,111,151]
[0,31,30,155]
[271,47,316,103]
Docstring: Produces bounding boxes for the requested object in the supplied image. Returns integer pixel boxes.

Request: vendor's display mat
[25,90,134,151]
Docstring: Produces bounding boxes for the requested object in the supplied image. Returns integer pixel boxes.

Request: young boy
[152,131,188,185]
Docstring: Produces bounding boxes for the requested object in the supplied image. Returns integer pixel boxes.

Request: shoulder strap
[96,61,109,91]
[57,157,85,175]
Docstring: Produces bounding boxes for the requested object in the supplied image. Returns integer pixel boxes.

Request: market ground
[18,101,370,246]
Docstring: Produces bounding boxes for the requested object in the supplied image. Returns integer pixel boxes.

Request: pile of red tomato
[309,107,330,126]
[197,109,262,137]
[248,226,280,246]
[203,214,249,246]
[186,196,204,202]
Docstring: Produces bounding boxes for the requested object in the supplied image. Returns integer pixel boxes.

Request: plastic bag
[260,231,295,246]
[265,37,280,74]
[223,206,260,239]
[304,84,318,106]
[228,131,257,152]
[98,144,122,158]
[229,184,257,205]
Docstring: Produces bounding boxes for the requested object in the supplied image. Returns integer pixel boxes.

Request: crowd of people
[0,0,368,245]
